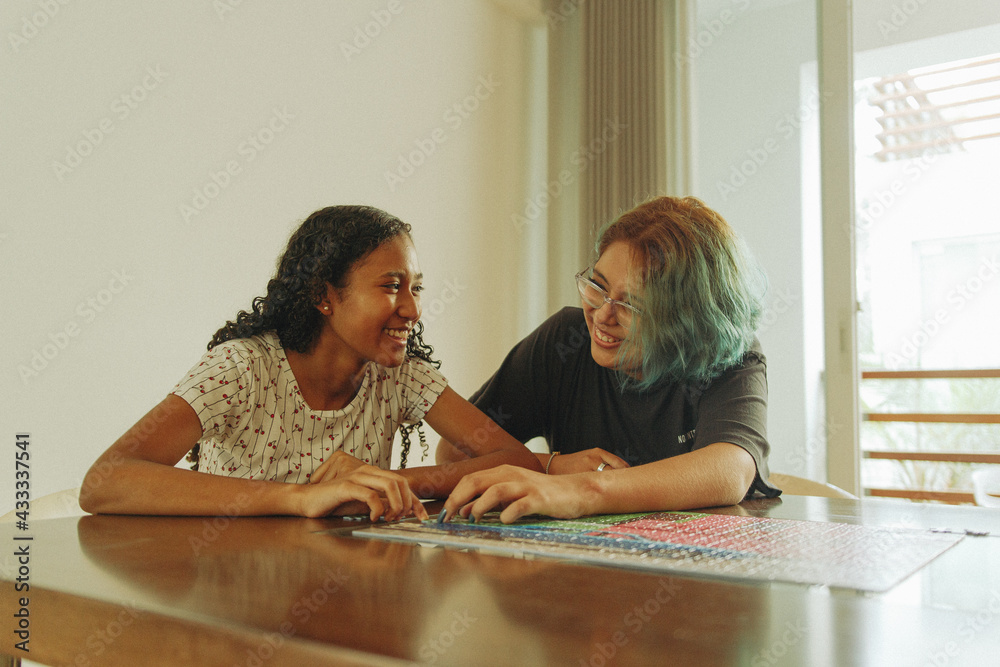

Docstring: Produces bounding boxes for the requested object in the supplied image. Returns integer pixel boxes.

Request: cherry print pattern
[171,332,445,482]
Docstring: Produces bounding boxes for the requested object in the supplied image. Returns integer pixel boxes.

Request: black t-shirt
[470,307,779,498]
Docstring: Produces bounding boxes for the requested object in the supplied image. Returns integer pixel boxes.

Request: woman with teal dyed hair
[437,196,780,522]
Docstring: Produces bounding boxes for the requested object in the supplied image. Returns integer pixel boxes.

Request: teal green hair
[596,196,766,390]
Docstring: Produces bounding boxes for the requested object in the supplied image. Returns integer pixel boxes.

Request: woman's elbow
[78,485,100,514]
[725,455,757,504]
[78,456,124,513]
[720,482,750,507]
[710,447,757,506]
[78,471,105,514]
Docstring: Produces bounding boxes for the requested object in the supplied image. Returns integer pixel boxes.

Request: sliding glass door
[852,4,1000,503]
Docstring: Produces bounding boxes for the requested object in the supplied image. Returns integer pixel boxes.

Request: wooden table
[2,497,998,666]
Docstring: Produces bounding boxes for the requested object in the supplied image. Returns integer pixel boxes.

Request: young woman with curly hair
[82,205,542,521]
[438,196,781,523]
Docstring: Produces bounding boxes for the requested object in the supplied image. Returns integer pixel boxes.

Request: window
[855,50,1000,503]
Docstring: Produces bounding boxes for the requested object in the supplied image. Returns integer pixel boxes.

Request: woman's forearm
[435,437,471,464]
[80,455,303,516]
[587,442,757,514]
[401,446,542,498]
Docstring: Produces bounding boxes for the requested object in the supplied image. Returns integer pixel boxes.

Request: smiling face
[582,241,644,373]
[325,234,422,370]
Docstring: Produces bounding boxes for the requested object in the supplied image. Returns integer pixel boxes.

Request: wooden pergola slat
[864,413,1000,424]
[866,488,976,504]
[861,369,1000,379]
[864,451,1000,464]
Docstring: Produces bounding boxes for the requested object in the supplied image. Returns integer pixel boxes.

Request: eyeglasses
[575,268,642,326]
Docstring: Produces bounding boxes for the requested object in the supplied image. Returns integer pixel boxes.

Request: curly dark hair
[187,205,439,471]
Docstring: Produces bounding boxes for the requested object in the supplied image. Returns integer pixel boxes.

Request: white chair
[0,487,85,523]
[768,473,857,499]
[972,468,1000,508]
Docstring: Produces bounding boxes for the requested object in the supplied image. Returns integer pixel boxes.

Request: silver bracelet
[545,451,560,474]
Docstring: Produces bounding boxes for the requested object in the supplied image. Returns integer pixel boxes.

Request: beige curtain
[545,0,687,311]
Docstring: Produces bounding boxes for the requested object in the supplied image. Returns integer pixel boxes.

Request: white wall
[0,0,541,504]
[688,0,822,476]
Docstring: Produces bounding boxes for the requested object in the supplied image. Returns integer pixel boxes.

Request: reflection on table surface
[1,496,998,666]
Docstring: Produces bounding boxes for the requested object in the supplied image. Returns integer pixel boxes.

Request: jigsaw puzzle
[354,511,963,592]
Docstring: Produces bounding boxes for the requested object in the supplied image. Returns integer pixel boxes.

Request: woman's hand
[441,465,602,524]
[300,462,427,522]
[309,451,368,484]
[547,448,629,475]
